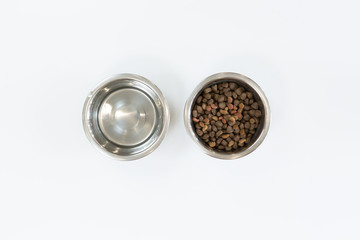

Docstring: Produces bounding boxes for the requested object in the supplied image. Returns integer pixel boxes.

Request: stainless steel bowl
[83,74,170,160]
[184,72,270,159]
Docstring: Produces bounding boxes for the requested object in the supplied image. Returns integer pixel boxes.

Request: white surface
[1,0,359,239]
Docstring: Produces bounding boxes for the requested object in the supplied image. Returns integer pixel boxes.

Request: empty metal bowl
[184,72,270,160]
[83,74,170,160]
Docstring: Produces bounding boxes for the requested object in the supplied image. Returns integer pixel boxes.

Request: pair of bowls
[83,72,270,160]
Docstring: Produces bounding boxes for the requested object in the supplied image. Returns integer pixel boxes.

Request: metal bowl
[83,74,170,160]
[184,72,270,160]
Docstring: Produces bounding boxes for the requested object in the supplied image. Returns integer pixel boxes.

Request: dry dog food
[192,81,262,152]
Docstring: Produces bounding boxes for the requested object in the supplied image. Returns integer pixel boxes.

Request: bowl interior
[189,78,267,157]
[84,77,167,159]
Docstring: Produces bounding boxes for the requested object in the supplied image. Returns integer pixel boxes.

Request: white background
[1,0,359,239]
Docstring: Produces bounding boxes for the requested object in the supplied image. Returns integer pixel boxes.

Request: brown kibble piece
[239,139,246,145]
[226,126,233,133]
[216,130,223,138]
[202,103,206,110]
[240,129,246,136]
[239,103,245,109]
[206,105,211,111]
[209,141,216,147]
[246,92,253,99]
[240,93,247,100]
[211,84,218,92]
[219,102,226,109]
[221,134,230,139]
[225,91,232,97]
[218,95,225,102]
[227,96,233,103]
[211,103,218,109]
[229,82,237,90]
[228,140,235,147]
[255,110,262,117]
[251,102,258,109]
[196,129,204,136]
[204,87,212,94]
[204,93,211,99]
[219,109,228,115]
[215,121,223,127]
[202,134,209,139]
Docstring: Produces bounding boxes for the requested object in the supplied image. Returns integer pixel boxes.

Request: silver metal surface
[98,88,156,147]
[184,72,270,160]
[83,74,170,160]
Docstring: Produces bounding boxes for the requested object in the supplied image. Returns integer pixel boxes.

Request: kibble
[191,81,263,152]
[209,141,216,147]
[219,102,226,109]
[240,92,247,100]
[251,102,258,109]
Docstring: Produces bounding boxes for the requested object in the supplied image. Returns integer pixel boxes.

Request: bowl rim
[82,73,170,161]
[184,72,270,160]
